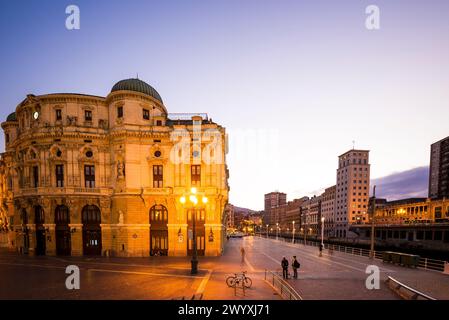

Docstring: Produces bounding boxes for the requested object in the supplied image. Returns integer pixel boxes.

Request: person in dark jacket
[281,257,289,279]
[291,256,300,279]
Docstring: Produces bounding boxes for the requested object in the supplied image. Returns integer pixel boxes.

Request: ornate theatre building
[0,79,229,257]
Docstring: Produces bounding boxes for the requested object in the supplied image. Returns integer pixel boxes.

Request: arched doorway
[82,205,102,255]
[187,209,205,256]
[149,205,168,256]
[34,206,46,256]
[21,209,30,254]
[55,205,71,256]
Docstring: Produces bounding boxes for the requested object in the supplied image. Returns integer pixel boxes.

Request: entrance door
[187,209,205,256]
[82,205,102,255]
[149,205,168,256]
[34,206,46,256]
[55,205,71,256]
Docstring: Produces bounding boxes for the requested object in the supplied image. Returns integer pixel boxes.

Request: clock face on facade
[33,111,39,120]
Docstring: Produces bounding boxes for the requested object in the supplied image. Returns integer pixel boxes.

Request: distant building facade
[353,197,449,250]
[321,185,336,237]
[335,149,370,238]
[429,136,449,199]
[264,191,286,225]
[0,78,229,257]
[301,196,321,236]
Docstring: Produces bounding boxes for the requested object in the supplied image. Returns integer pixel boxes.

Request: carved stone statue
[118,210,124,225]
[117,160,125,178]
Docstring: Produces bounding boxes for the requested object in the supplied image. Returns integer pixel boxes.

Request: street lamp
[276,222,279,240]
[180,187,208,275]
[292,221,295,243]
[320,217,325,256]
[266,224,269,238]
[370,185,377,259]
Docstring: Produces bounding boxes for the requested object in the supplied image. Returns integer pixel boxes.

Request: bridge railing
[264,270,302,300]
[386,276,436,300]
[260,234,446,272]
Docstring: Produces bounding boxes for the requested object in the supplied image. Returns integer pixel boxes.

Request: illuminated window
[56,165,64,187]
[84,165,95,188]
[191,165,201,186]
[153,165,163,188]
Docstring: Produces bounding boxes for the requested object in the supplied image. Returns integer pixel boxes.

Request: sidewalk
[200,240,281,300]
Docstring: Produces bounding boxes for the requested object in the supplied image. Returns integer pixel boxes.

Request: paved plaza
[1,236,448,300]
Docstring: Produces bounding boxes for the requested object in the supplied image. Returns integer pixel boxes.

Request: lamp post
[266,224,269,239]
[304,223,307,246]
[320,217,325,255]
[292,221,295,243]
[180,187,208,275]
[276,222,279,240]
[369,185,376,259]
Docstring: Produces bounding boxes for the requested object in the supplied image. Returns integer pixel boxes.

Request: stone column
[204,223,224,256]
[27,224,36,256]
[168,223,187,256]
[69,224,83,256]
[101,223,112,256]
[44,223,56,256]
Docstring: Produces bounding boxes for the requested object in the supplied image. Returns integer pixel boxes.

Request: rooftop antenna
[136,73,139,79]
[352,140,355,150]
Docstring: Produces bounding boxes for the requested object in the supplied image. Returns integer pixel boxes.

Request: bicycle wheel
[226,276,237,287]
[243,277,252,288]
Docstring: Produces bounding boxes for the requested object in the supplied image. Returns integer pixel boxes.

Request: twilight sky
[0,0,448,210]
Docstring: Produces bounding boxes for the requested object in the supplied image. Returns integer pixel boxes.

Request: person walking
[240,246,246,263]
[291,256,300,279]
[281,256,289,279]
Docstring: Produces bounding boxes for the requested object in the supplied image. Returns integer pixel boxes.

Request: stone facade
[0,79,229,257]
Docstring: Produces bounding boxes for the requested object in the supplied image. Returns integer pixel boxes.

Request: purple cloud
[370,166,429,201]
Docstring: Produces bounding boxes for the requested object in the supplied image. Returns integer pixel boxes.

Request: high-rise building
[335,149,370,238]
[429,136,449,199]
[264,191,286,225]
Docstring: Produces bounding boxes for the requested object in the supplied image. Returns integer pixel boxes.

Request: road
[1,236,448,300]
[236,236,449,300]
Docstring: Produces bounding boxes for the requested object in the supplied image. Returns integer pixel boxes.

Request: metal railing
[264,270,302,300]
[386,276,436,300]
[261,234,446,272]
[418,258,446,272]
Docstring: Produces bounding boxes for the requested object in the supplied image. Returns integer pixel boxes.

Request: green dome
[111,78,163,104]
[6,112,16,122]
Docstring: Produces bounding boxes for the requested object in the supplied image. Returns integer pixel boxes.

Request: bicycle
[226,271,253,288]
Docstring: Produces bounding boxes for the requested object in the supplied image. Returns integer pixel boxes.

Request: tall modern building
[264,191,286,225]
[0,78,229,257]
[429,136,449,199]
[335,149,370,238]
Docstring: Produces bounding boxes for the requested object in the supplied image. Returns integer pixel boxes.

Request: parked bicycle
[226,271,253,288]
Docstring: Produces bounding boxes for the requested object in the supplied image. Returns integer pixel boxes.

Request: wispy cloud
[371,166,429,200]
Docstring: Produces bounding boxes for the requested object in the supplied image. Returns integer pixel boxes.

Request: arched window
[149,205,168,223]
[34,206,44,224]
[55,205,70,224]
[82,205,101,224]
